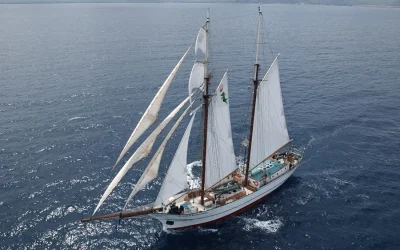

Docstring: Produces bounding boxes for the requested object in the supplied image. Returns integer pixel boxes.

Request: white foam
[186,160,201,178]
[162,226,182,234]
[307,136,316,147]
[187,160,201,189]
[36,148,45,153]
[242,218,283,233]
[46,207,64,221]
[35,145,55,153]
[68,116,87,122]
[198,228,219,233]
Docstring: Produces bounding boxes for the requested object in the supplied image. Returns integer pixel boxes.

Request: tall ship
[79,8,303,230]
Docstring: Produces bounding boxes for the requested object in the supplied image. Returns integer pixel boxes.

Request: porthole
[166,220,174,225]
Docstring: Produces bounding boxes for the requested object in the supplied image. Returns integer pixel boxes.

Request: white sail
[205,72,237,189]
[124,105,192,209]
[93,97,189,215]
[153,113,196,208]
[188,62,205,100]
[114,46,192,168]
[249,56,290,169]
[195,27,207,57]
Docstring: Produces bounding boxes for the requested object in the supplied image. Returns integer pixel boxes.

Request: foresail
[249,56,290,170]
[205,72,237,189]
[114,46,192,168]
[188,62,205,101]
[154,113,196,208]
[124,105,192,209]
[195,26,207,57]
[93,97,190,215]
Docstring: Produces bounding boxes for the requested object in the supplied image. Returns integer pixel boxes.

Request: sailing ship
[79,8,303,230]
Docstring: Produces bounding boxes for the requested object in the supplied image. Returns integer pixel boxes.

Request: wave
[187,160,201,189]
[67,116,87,122]
[242,218,283,233]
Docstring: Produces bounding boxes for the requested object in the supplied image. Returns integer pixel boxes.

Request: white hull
[149,166,297,229]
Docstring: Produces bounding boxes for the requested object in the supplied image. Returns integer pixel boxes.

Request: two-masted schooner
[79,8,303,230]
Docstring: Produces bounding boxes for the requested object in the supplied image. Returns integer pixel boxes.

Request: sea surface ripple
[0,3,399,249]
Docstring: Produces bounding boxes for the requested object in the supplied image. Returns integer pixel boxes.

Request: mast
[244,7,262,187]
[200,9,210,205]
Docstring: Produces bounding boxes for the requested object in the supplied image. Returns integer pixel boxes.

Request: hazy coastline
[1,1,400,7]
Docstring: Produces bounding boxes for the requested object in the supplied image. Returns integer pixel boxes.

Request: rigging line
[208,27,213,84]
[189,11,259,45]
[241,78,254,158]
[142,155,188,205]
[215,11,259,22]
[262,15,275,59]
[195,103,203,160]
[125,102,193,200]
[161,170,187,193]
[261,20,267,68]
[164,148,196,186]
[208,29,223,44]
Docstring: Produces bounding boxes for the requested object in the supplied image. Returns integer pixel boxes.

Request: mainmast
[200,9,210,205]
[244,7,262,186]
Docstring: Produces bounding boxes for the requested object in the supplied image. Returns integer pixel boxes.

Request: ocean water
[1,3,400,249]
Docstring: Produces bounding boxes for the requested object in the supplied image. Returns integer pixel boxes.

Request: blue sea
[1,3,400,249]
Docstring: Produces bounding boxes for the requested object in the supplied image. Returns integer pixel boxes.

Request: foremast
[201,9,210,206]
[244,7,262,186]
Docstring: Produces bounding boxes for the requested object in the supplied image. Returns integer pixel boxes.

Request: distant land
[1,0,400,6]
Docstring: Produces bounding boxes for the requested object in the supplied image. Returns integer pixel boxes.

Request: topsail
[114,46,191,168]
[195,27,207,57]
[188,62,205,101]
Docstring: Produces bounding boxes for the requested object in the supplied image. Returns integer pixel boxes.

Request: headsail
[114,46,192,168]
[154,113,196,208]
[249,56,290,169]
[204,72,237,189]
[124,105,192,209]
[93,97,190,215]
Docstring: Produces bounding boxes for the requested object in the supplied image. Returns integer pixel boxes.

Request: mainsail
[249,56,290,169]
[93,97,190,215]
[114,46,191,168]
[124,105,193,209]
[204,72,237,189]
[154,113,196,208]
